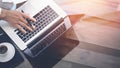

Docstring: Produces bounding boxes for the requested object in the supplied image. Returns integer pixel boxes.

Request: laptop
[0,0,71,57]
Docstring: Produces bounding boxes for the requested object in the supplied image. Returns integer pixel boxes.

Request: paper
[2,0,27,4]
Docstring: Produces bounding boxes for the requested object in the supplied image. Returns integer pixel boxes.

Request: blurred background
[53,0,120,68]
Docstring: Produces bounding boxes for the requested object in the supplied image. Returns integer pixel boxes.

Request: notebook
[0,0,71,57]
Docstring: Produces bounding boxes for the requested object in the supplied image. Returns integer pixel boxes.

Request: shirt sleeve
[2,0,27,4]
[0,8,1,15]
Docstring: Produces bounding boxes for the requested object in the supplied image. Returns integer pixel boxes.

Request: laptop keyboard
[14,6,59,42]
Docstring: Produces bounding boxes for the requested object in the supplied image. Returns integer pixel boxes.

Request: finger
[19,15,35,29]
[32,25,35,29]
[19,21,33,32]
[15,24,26,34]
[19,16,29,25]
[22,13,36,22]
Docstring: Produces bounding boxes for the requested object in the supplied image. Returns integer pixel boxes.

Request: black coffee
[0,45,8,54]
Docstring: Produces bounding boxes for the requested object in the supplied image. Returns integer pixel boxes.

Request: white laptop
[0,0,71,57]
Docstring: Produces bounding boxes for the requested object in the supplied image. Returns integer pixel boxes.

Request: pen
[21,10,33,27]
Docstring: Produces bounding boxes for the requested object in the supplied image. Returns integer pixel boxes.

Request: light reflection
[55,0,119,16]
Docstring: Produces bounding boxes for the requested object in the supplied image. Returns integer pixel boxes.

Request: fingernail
[32,25,35,29]
[23,31,26,34]
[34,18,36,22]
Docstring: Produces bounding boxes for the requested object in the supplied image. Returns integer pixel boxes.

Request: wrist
[0,9,7,20]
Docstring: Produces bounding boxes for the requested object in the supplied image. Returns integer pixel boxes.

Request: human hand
[1,9,36,34]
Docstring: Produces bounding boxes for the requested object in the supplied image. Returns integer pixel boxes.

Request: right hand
[1,9,36,34]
